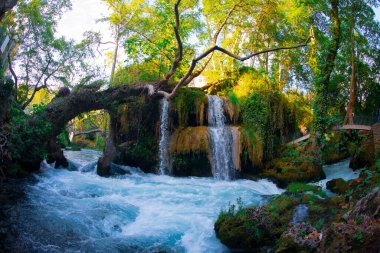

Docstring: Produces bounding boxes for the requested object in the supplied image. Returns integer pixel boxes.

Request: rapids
[8,149,283,253]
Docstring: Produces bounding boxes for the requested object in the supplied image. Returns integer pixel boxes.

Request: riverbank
[215,158,380,252]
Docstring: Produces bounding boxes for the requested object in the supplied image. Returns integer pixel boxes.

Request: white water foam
[14,150,283,253]
[314,159,361,189]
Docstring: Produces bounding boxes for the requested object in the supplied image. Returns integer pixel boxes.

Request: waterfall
[208,95,235,180]
[158,98,171,175]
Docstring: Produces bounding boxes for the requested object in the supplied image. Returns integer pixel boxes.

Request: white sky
[56,0,114,77]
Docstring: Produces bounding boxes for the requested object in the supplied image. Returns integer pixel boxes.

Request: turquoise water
[13,150,283,253]
[314,159,361,189]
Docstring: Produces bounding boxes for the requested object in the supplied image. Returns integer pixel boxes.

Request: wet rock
[264,160,325,188]
[326,178,349,194]
[214,206,274,250]
[291,205,309,224]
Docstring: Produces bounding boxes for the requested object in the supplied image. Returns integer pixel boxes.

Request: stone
[326,178,350,194]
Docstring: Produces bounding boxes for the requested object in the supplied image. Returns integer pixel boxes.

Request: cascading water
[208,95,236,180]
[158,98,171,175]
[3,149,284,253]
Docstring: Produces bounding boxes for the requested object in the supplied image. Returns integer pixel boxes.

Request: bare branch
[163,37,311,99]
[74,128,104,137]
[182,4,238,86]
[160,0,183,83]
[20,55,52,109]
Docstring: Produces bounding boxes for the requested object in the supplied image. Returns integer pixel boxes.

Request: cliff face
[111,89,297,177]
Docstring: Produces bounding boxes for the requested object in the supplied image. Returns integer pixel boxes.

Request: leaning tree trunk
[38,84,157,169]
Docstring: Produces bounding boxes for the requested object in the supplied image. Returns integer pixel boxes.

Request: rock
[214,206,274,250]
[321,188,380,253]
[344,187,380,223]
[326,178,349,194]
[277,223,321,253]
[321,222,380,253]
[263,160,325,188]
[349,131,375,169]
[46,138,68,168]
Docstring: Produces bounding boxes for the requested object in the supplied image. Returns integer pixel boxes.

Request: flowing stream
[6,149,283,253]
[314,159,361,189]
[158,98,171,175]
[207,95,235,180]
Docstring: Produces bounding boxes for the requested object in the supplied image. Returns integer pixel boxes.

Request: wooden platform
[288,124,373,145]
[333,124,372,131]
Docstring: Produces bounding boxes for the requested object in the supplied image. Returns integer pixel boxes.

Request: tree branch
[182,4,238,86]
[160,0,183,84]
[74,128,104,137]
[20,56,52,110]
[161,37,311,99]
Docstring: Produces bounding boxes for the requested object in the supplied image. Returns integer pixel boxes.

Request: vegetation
[216,159,380,251]
[0,0,379,251]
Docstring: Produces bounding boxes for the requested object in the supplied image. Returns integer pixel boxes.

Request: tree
[0,0,18,21]
[5,0,101,109]
[340,0,380,124]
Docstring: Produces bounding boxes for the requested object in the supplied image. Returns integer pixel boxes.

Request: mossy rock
[215,207,274,250]
[172,152,212,177]
[326,178,349,194]
[263,160,325,188]
[286,183,327,198]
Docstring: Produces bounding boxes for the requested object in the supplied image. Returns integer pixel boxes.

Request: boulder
[321,188,380,253]
[277,223,321,253]
[326,178,349,195]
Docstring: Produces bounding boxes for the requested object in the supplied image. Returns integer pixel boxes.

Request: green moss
[172,152,212,177]
[262,143,325,187]
[287,183,327,198]
[172,88,207,126]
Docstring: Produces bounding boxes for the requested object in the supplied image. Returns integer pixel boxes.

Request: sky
[57,0,111,43]
[57,0,114,76]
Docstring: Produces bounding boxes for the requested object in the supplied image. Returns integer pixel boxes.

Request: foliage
[240,90,300,160]
[3,0,103,108]
[57,129,69,147]
[124,133,156,164]
[172,88,207,126]
[286,183,327,198]
[7,103,52,167]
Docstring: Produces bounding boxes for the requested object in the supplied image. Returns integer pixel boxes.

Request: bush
[7,104,52,170]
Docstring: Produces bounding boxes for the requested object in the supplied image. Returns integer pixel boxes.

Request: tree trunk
[97,113,117,176]
[312,0,341,139]
[344,12,356,125]
[0,0,18,21]
[110,25,120,84]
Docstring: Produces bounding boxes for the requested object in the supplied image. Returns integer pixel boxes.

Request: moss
[326,178,349,194]
[287,183,327,198]
[171,88,207,127]
[262,143,325,187]
[120,133,157,171]
[172,152,212,177]
[216,159,380,252]
[170,126,210,154]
